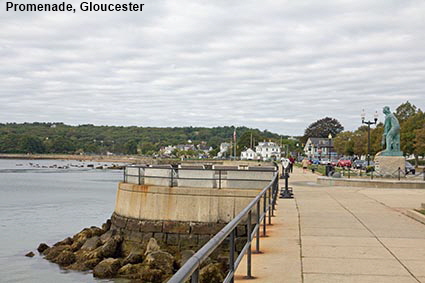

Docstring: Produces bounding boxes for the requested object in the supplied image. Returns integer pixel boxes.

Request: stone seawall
[111,213,248,255]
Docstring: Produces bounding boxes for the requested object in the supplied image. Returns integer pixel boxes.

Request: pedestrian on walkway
[301,157,309,173]
[289,156,295,173]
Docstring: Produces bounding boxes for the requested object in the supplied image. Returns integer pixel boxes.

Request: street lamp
[361,109,378,166]
[328,133,332,160]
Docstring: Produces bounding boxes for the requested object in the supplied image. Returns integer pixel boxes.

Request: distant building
[217,142,231,158]
[304,137,335,160]
[255,141,281,161]
[160,145,176,156]
[176,144,196,151]
[240,148,257,160]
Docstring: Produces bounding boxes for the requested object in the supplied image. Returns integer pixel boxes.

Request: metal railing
[167,171,279,283]
[123,165,277,189]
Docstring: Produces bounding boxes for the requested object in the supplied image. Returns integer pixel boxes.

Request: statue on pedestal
[381,106,403,156]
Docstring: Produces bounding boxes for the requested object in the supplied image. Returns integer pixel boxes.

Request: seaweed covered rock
[53,250,76,266]
[200,263,225,283]
[93,258,121,278]
[37,243,50,253]
[144,251,174,275]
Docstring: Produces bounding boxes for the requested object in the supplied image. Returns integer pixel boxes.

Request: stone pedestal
[374,155,405,177]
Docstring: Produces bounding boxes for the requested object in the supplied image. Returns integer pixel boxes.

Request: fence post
[254,201,261,254]
[268,187,272,225]
[423,168,425,181]
[348,168,350,179]
[229,229,235,283]
[170,168,174,187]
[191,268,199,283]
[246,211,253,279]
[398,167,401,181]
[123,167,126,183]
[219,170,222,189]
[371,170,374,180]
[138,167,141,185]
[263,195,267,236]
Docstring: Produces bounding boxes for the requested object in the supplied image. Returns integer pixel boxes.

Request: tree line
[0,123,285,156]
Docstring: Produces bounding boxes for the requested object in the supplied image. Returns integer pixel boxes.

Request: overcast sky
[1,0,424,136]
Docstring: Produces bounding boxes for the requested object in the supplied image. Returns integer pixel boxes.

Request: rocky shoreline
[29,217,227,283]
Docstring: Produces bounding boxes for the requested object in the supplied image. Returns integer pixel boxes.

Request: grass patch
[415,209,425,216]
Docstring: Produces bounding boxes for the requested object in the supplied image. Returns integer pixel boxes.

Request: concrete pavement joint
[325,190,421,283]
[294,196,305,283]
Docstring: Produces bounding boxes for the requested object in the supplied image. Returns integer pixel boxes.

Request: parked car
[405,161,416,175]
[337,158,352,167]
[352,159,366,169]
[311,159,320,165]
[320,158,330,165]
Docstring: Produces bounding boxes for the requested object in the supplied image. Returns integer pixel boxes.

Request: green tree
[302,117,344,142]
[395,101,417,122]
[124,140,138,155]
[19,136,45,153]
[333,132,355,156]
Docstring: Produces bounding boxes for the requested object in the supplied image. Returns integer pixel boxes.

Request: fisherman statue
[380,106,403,156]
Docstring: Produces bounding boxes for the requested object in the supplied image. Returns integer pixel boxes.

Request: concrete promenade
[235,167,425,283]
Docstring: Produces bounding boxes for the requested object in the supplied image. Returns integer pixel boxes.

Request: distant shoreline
[0,153,153,164]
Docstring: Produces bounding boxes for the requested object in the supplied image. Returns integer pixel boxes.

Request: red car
[337,159,352,167]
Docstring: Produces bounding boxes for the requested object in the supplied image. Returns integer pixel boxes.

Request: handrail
[168,172,279,283]
[123,165,277,189]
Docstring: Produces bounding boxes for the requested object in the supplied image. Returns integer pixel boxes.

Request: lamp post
[328,133,332,160]
[361,109,378,166]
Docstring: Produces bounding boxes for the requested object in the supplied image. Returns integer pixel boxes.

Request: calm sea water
[0,159,128,283]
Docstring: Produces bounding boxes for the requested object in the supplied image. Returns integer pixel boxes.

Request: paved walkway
[235,167,425,283]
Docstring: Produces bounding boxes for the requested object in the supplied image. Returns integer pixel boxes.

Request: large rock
[122,251,144,265]
[100,235,122,258]
[144,238,160,255]
[44,245,71,261]
[93,258,121,278]
[37,243,50,253]
[53,250,76,266]
[144,251,174,274]
[54,237,73,247]
[66,257,102,271]
[200,263,225,283]
[102,219,112,232]
[81,236,100,251]
[117,263,144,279]
[99,229,117,244]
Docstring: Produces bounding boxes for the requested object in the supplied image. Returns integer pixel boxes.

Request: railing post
[423,168,425,181]
[263,194,267,236]
[245,210,253,279]
[123,167,126,183]
[170,168,174,187]
[191,268,199,283]
[348,167,350,179]
[229,229,235,283]
[371,170,373,180]
[219,170,222,189]
[254,201,261,253]
[138,167,141,185]
[398,167,401,181]
[268,187,272,225]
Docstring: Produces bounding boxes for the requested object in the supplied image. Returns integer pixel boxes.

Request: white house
[240,148,257,160]
[255,141,281,161]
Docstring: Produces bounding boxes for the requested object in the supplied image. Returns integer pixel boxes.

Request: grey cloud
[0,0,424,135]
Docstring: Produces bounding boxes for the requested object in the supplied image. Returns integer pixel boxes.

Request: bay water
[0,159,129,283]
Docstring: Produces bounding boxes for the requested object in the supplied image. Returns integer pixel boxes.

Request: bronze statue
[381,106,402,156]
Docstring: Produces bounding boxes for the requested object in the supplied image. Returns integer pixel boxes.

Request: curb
[404,209,425,225]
